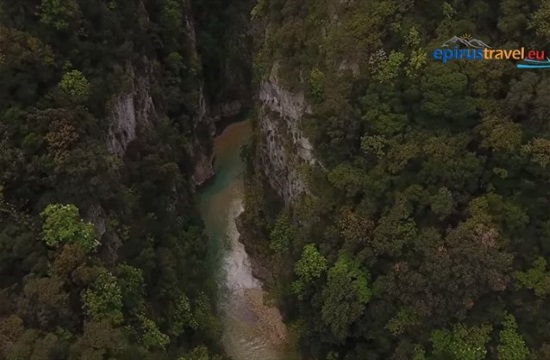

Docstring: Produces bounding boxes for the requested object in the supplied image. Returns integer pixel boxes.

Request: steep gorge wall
[88,14,221,261]
[257,64,316,204]
[251,1,361,206]
[107,66,156,158]
[105,18,220,190]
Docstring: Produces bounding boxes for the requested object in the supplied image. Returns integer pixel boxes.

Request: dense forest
[243,0,550,359]
[0,0,252,358]
[3,0,550,359]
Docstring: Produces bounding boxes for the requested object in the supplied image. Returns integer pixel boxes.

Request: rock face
[219,100,243,118]
[107,69,217,190]
[190,86,216,188]
[105,16,224,189]
[100,65,157,263]
[190,99,248,188]
[104,64,215,191]
[257,64,315,204]
[187,17,217,188]
[192,149,215,187]
[100,16,221,258]
[86,203,121,266]
[107,66,156,157]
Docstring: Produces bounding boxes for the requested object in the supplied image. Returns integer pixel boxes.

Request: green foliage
[493,167,509,179]
[251,0,268,20]
[363,105,408,137]
[523,138,550,168]
[248,0,550,358]
[171,295,199,337]
[69,320,128,358]
[386,307,420,335]
[430,187,455,219]
[514,257,550,297]
[497,314,530,360]
[178,345,223,360]
[430,323,492,360]
[58,70,90,103]
[361,135,387,158]
[420,64,476,122]
[5,330,59,360]
[309,68,325,102]
[442,2,456,19]
[406,49,428,78]
[477,116,522,152]
[531,0,550,39]
[161,0,184,28]
[116,264,145,311]
[371,197,418,256]
[81,269,123,325]
[191,292,222,340]
[40,204,98,253]
[6,0,550,358]
[405,26,421,48]
[166,52,185,72]
[327,163,366,197]
[253,43,273,79]
[412,345,426,360]
[269,212,296,254]
[321,255,371,340]
[0,0,227,357]
[38,0,79,30]
[294,244,327,282]
[374,51,405,83]
[136,313,170,350]
[293,244,327,297]
[404,26,427,77]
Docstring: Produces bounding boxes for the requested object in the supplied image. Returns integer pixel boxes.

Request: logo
[431,34,548,69]
[441,35,491,49]
[516,58,550,69]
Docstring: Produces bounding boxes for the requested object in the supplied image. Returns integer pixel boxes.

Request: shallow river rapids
[197,121,296,360]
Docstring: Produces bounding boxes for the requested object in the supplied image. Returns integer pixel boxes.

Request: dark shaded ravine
[197,121,297,360]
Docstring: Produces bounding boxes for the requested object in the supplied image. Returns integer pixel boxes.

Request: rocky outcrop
[106,62,215,190]
[235,214,275,285]
[190,85,216,188]
[101,16,220,263]
[190,99,248,188]
[107,66,155,157]
[188,96,246,187]
[184,16,217,188]
[220,100,243,118]
[86,203,121,266]
[185,16,250,187]
[100,65,156,263]
[105,25,249,191]
[191,150,215,187]
[257,64,315,204]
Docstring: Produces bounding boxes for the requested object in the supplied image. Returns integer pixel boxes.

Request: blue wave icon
[517,57,550,69]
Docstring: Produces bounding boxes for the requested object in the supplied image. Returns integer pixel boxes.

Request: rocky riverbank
[235,212,276,287]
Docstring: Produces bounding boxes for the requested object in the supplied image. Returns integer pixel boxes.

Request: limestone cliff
[190,87,216,188]
[107,65,156,157]
[96,15,221,260]
[104,62,217,189]
[105,16,221,189]
[257,63,316,204]
[189,96,247,187]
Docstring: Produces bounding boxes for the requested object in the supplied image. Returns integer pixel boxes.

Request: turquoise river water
[197,121,296,360]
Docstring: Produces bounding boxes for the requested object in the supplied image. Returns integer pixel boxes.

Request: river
[197,121,296,360]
